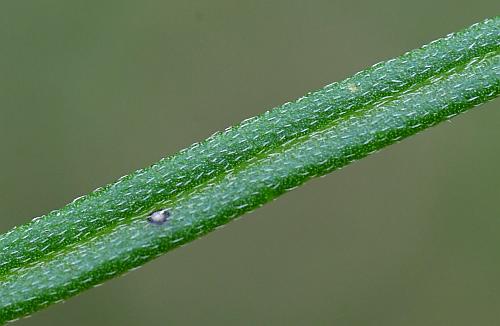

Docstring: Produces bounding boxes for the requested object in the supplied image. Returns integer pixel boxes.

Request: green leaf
[1,17,499,324]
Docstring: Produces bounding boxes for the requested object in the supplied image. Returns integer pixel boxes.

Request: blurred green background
[0,1,499,325]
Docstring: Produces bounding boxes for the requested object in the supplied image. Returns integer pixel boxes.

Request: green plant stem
[0,17,499,323]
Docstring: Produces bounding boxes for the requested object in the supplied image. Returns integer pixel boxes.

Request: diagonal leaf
[0,17,499,324]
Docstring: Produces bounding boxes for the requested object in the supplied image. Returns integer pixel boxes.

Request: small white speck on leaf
[147,209,170,225]
[347,83,359,93]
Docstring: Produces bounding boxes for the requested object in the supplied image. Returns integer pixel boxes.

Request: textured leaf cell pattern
[0,17,499,323]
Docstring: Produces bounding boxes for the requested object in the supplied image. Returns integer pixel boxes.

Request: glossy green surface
[0,17,499,324]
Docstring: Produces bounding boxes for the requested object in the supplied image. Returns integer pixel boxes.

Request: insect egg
[147,209,170,225]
